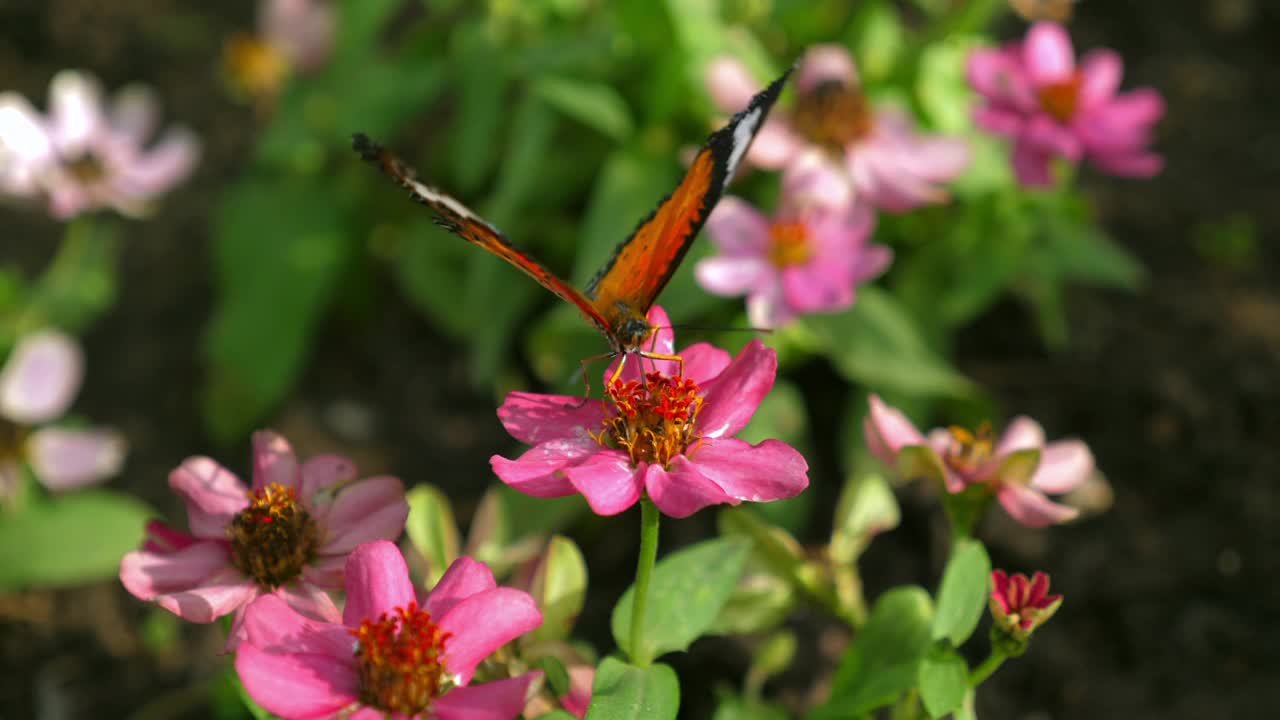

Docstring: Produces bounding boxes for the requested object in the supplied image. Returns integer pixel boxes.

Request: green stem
[630,497,660,667]
[969,648,1008,686]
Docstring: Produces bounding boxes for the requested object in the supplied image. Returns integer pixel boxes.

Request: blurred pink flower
[990,569,1062,640]
[0,70,199,218]
[0,330,125,496]
[119,431,408,644]
[967,21,1164,186]
[697,189,890,328]
[491,306,808,519]
[705,45,969,212]
[261,0,334,73]
[863,394,1094,527]
[235,540,542,720]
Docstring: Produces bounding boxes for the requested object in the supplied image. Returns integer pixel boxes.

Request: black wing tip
[351,132,382,162]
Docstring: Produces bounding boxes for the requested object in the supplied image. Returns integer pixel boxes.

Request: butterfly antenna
[660,323,774,336]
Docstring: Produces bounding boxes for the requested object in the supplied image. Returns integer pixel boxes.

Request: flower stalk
[630,496,660,667]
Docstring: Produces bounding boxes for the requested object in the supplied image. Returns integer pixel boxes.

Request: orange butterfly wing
[585,67,792,330]
[352,133,611,334]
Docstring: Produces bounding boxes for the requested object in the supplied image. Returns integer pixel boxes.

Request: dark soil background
[1,1,1277,718]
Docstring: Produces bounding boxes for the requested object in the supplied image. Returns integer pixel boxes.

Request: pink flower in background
[0,330,125,496]
[491,306,808,518]
[989,569,1062,640]
[119,431,408,643]
[235,540,542,720]
[967,21,1164,186]
[224,0,334,102]
[705,45,969,212]
[0,70,199,218]
[697,188,890,328]
[863,394,1094,527]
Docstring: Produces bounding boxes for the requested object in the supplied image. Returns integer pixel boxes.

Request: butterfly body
[354,66,791,361]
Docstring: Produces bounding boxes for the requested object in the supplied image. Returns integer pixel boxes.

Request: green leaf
[0,490,152,588]
[809,586,934,718]
[830,462,901,565]
[585,657,680,720]
[612,537,751,660]
[528,535,589,642]
[536,711,580,720]
[449,23,510,192]
[803,287,972,398]
[571,149,679,286]
[847,0,904,84]
[713,693,791,720]
[537,654,573,699]
[932,539,992,646]
[534,75,635,141]
[918,645,969,719]
[404,484,460,585]
[1040,216,1145,291]
[204,178,352,442]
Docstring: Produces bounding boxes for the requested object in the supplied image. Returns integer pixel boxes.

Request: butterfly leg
[637,351,685,379]
[568,351,617,409]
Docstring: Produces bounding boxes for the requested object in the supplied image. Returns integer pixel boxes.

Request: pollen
[598,371,704,467]
[227,482,317,589]
[943,422,995,479]
[352,603,453,716]
[1036,73,1082,123]
[223,33,289,99]
[66,153,107,184]
[768,221,812,268]
[793,79,874,152]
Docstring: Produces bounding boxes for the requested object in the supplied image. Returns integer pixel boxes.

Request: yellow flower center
[352,603,452,716]
[227,482,317,588]
[223,33,289,99]
[793,79,875,152]
[1037,73,1082,123]
[66,153,106,185]
[943,423,995,477]
[597,371,704,468]
[768,221,812,268]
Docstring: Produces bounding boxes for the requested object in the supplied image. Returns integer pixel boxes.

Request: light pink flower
[235,540,542,720]
[697,189,890,328]
[119,431,408,644]
[967,21,1164,186]
[491,306,808,519]
[989,569,1062,640]
[0,70,199,218]
[261,0,334,73]
[0,330,125,496]
[705,46,969,212]
[863,394,1094,527]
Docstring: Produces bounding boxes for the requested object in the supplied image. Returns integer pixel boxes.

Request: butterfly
[353,66,791,386]
[1008,0,1078,22]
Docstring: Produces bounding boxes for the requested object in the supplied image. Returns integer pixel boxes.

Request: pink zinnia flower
[705,45,969,212]
[0,70,199,218]
[224,0,334,101]
[235,540,542,720]
[967,21,1165,186]
[863,394,1094,527]
[0,330,125,497]
[989,569,1062,641]
[697,188,890,328]
[119,431,408,642]
[491,306,808,518]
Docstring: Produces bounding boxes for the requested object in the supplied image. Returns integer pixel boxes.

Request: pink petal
[117,127,199,196]
[300,554,346,589]
[252,430,300,491]
[1022,22,1076,88]
[239,593,352,658]
[491,438,599,498]
[781,263,852,313]
[342,540,416,627]
[434,674,540,720]
[119,540,233,601]
[782,150,855,212]
[562,666,595,719]
[682,437,809,504]
[0,93,54,165]
[850,144,948,212]
[645,462,733,518]
[153,568,259,623]
[496,392,607,445]
[697,339,776,439]
[863,395,925,465]
[561,450,643,516]
[797,44,858,93]
[1088,149,1163,178]
[25,426,125,490]
[169,456,249,539]
[705,57,762,113]
[1077,49,1123,110]
[424,556,497,620]
[140,520,197,553]
[695,256,772,298]
[298,454,360,501]
[107,85,158,146]
[974,106,1025,137]
[314,475,408,556]
[0,330,83,424]
[745,118,803,170]
[48,71,103,157]
[679,342,733,385]
[966,48,1034,110]
[1010,136,1057,187]
[850,243,893,284]
[747,282,790,329]
[996,483,1080,527]
[705,197,770,256]
[262,0,336,71]
[1023,114,1082,162]
[438,588,542,685]
[275,582,344,625]
[1032,440,1094,494]
[234,643,358,719]
[995,416,1046,455]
